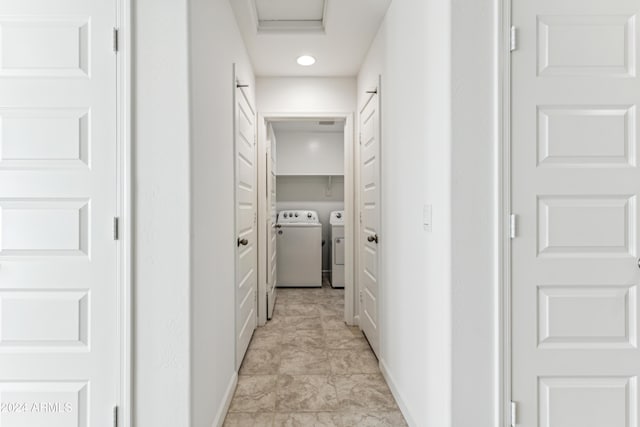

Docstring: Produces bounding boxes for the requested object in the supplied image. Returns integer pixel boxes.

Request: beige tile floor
[223,278,408,427]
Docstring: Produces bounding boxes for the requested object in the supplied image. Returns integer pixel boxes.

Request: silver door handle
[367,234,379,244]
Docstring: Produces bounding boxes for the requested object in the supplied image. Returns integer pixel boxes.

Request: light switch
[423,205,432,231]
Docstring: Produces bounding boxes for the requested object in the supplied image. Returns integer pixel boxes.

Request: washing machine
[276,210,322,287]
[330,210,345,288]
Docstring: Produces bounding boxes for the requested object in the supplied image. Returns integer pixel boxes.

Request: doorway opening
[257,114,356,328]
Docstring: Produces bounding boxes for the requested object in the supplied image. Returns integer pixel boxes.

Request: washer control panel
[329,210,345,225]
[278,210,320,224]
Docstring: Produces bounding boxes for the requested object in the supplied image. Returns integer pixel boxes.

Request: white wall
[133,0,191,425]
[276,176,345,271]
[257,77,356,113]
[451,0,498,426]
[358,1,500,426]
[275,131,344,176]
[188,0,255,426]
[357,0,452,426]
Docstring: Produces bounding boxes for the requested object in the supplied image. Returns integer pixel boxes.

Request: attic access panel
[254,0,327,33]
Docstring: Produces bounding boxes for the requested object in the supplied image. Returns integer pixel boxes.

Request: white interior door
[359,90,380,357]
[234,77,257,369]
[511,1,640,425]
[266,124,278,320]
[0,0,121,425]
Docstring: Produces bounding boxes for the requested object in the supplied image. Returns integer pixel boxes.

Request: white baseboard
[353,314,360,326]
[212,371,238,427]
[379,359,417,427]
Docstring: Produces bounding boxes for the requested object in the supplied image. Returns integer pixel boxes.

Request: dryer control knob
[307,213,312,219]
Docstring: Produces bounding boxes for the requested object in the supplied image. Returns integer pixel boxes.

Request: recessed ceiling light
[297,55,316,66]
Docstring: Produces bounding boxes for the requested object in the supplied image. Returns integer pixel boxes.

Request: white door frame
[256,112,356,326]
[256,118,271,325]
[117,1,133,425]
[497,0,512,425]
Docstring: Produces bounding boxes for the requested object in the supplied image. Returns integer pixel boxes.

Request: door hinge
[359,212,362,224]
[112,28,119,53]
[359,133,362,145]
[359,290,363,304]
[113,406,119,427]
[510,214,517,239]
[510,401,517,426]
[510,26,517,51]
[113,217,120,241]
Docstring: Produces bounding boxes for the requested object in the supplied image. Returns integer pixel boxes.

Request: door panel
[266,124,277,320]
[511,1,640,425]
[0,0,120,425]
[235,80,257,369]
[359,90,380,357]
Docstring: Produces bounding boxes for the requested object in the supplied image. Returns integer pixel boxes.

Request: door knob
[237,238,248,247]
[367,234,379,244]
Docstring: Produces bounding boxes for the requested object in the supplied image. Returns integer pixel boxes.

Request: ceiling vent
[253,0,327,33]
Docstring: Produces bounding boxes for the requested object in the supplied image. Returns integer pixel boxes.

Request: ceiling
[272,119,345,133]
[229,0,392,76]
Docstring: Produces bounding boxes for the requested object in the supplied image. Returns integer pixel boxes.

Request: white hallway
[137,1,458,425]
[0,0,638,426]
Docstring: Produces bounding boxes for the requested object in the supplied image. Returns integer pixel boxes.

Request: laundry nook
[267,120,347,292]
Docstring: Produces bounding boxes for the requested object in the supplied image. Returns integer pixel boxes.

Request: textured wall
[134,0,191,425]
[358,0,453,425]
[188,0,256,425]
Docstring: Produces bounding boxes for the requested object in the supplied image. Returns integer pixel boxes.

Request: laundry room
[253,77,358,330]
[273,120,345,286]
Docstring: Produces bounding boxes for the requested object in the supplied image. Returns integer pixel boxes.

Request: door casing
[498,0,512,425]
[256,112,356,326]
[117,2,133,426]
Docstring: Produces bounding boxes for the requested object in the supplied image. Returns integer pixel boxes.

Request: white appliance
[330,210,345,288]
[276,210,322,287]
